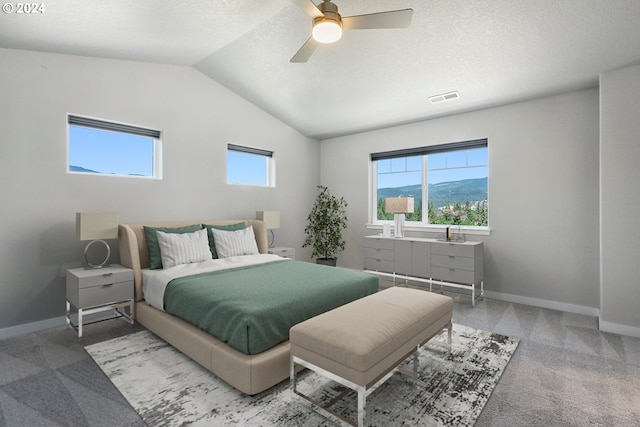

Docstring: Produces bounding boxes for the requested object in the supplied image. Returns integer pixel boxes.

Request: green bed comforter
[164,260,378,355]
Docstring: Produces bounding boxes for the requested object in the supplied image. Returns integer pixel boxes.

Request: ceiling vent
[429,91,460,104]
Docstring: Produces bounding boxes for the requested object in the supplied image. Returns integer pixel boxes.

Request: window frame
[369,139,490,235]
[67,114,162,180]
[226,143,276,187]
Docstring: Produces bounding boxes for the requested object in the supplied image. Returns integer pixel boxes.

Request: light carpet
[85,324,518,426]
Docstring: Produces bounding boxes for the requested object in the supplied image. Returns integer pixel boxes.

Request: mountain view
[69,165,99,173]
[378,177,488,226]
[378,177,487,208]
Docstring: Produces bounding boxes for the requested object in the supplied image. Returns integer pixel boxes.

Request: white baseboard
[598,320,640,339]
[483,290,601,317]
[0,316,66,340]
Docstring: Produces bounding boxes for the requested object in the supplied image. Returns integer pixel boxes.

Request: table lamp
[384,198,414,238]
[76,212,118,268]
[256,211,280,247]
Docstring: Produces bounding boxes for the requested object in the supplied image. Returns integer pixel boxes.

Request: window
[68,115,162,179]
[371,139,488,227]
[226,144,275,187]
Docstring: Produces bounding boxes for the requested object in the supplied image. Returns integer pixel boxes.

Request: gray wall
[600,64,640,335]
[0,48,319,334]
[320,89,601,314]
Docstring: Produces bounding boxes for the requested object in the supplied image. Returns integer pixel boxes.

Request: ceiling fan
[290,0,413,63]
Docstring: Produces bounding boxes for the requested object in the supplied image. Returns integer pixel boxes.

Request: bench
[290,286,453,427]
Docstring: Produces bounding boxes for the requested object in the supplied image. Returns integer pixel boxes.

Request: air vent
[429,91,460,104]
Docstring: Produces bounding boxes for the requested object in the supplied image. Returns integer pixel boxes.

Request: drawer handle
[449,268,455,272]
[449,255,455,259]
[102,272,113,277]
[102,283,114,287]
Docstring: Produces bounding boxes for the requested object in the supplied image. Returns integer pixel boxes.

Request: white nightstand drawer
[71,280,134,308]
[67,266,133,289]
[268,247,295,259]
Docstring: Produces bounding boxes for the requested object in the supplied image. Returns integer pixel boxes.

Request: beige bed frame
[118,219,291,395]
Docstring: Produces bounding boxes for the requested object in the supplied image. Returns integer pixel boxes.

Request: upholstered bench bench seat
[290,286,453,427]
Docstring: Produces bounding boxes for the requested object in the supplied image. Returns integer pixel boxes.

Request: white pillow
[156,228,212,268]
[211,225,259,258]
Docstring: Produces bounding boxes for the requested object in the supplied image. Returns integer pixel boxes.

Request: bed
[118,219,379,395]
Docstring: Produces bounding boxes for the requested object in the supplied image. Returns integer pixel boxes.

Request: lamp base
[84,239,111,268]
[394,213,405,238]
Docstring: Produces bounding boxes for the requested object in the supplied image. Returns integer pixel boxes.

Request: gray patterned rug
[85,324,518,426]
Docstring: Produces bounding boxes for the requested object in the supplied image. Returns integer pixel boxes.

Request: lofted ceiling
[1,0,639,139]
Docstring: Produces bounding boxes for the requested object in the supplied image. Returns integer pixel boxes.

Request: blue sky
[69,126,153,176]
[377,148,488,188]
[226,150,268,185]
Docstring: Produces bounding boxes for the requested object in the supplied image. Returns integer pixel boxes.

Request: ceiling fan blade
[290,0,324,19]
[290,37,319,63]
[342,8,413,30]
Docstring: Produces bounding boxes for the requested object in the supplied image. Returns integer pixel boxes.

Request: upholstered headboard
[118,219,268,301]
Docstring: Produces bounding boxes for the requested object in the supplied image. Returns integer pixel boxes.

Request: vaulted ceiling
[2,0,639,139]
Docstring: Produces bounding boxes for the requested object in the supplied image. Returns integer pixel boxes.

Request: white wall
[0,48,319,334]
[600,64,640,337]
[320,89,600,314]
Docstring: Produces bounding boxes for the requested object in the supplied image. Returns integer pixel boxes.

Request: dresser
[66,264,134,337]
[363,236,484,306]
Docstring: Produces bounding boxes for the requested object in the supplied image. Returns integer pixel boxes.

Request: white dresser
[363,235,484,306]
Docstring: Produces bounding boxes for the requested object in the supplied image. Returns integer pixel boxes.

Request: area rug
[85,324,518,426]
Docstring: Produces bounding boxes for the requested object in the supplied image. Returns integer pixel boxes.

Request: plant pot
[316,258,337,267]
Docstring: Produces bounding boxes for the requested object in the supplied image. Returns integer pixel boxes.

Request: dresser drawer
[363,247,394,261]
[70,280,133,308]
[431,267,476,285]
[430,242,476,258]
[363,237,395,250]
[364,257,394,273]
[431,253,475,271]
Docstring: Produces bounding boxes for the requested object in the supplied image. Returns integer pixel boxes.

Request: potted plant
[303,185,348,266]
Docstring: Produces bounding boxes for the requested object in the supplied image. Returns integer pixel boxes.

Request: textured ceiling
[1,0,639,139]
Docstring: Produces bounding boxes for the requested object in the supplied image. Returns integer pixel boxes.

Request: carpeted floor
[85,324,518,426]
[1,290,640,426]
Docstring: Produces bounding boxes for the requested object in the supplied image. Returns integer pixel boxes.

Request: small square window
[226,144,275,187]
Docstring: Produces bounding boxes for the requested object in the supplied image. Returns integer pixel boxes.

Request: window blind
[68,115,161,139]
[227,143,273,158]
[370,139,487,161]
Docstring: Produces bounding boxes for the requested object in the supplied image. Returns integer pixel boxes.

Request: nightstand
[66,264,134,337]
[268,246,295,260]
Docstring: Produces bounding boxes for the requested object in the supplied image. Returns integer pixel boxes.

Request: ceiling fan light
[312,18,342,43]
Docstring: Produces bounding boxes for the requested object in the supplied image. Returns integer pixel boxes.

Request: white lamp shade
[76,212,118,241]
[256,211,280,229]
[385,197,415,213]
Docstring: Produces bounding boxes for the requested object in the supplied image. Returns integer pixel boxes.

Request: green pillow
[144,224,202,269]
[203,222,246,259]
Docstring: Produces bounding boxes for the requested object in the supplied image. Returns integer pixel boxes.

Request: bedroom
[1,1,639,425]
